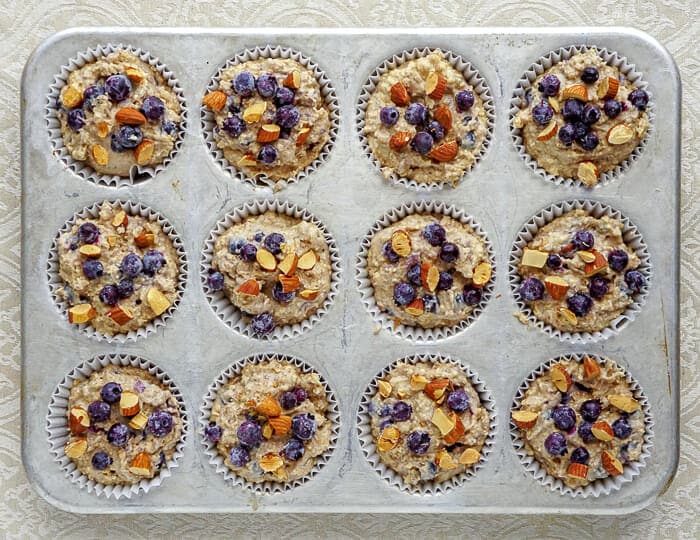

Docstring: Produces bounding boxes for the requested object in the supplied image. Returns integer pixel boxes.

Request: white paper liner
[356,47,495,192]
[46,43,188,188]
[356,353,497,495]
[509,44,654,188]
[199,353,340,494]
[47,199,188,343]
[200,198,341,340]
[508,199,652,343]
[46,353,189,499]
[509,353,654,498]
[200,45,339,190]
[356,201,495,342]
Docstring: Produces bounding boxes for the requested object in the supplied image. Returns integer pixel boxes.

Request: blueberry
[582,104,601,125]
[148,410,173,437]
[100,382,122,404]
[99,285,119,306]
[581,66,599,84]
[207,271,225,291]
[237,419,262,447]
[110,133,125,152]
[546,254,562,270]
[411,131,434,154]
[141,96,165,120]
[233,71,256,97]
[293,387,308,403]
[628,88,649,110]
[608,249,629,272]
[572,122,588,143]
[580,400,602,422]
[381,241,400,263]
[519,277,545,301]
[572,230,594,250]
[578,421,595,442]
[551,406,576,431]
[570,447,590,465]
[239,243,258,262]
[422,223,446,246]
[284,438,305,461]
[422,294,438,313]
[378,405,392,417]
[439,242,459,263]
[391,401,412,422]
[562,99,584,122]
[116,278,134,299]
[229,238,246,254]
[446,389,469,412]
[115,125,143,149]
[107,423,129,447]
[279,391,298,410]
[406,430,431,455]
[82,84,105,110]
[544,432,567,455]
[78,222,99,244]
[121,253,143,277]
[82,259,103,280]
[255,73,278,98]
[393,282,416,306]
[204,422,222,443]
[258,145,278,165]
[625,270,646,292]
[291,413,317,441]
[426,120,445,141]
[272,282,296,303]
[229,445,250,467]
[532,101,554,126]
[88,400,111,423]
[462,286,482,305]
[67,109,85,131]
[463,131,477,149]
[612,417,632,439]
[104,74,132,102]
[142,249,165,275]
[558,123,576,146]
[161,120,176,134]
[538,74,561,96]
[589,276,609,299]
[264,232,285,255]
[253,232,265,243]
[567,292,593,317]
[405,103,428,125]
[276,105,300,129]
[379,106,399,126]
[91,451,112,470]
[603,99,622,118]
[437,271,453,291]
[223,115,246,137]
[407,264,422,287]
[455,90,474,111]
[251,312,274,335]
[579,131,599,151]
[273,87,295,107]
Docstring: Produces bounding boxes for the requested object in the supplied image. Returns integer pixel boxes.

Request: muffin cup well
[356,200,495,342]
[356,46,495,192]
[508,199,651,343]
[509,44,653,188]
[46,353,189,499]
[200,45,339,190]
[356,353,497,495]
[46,43,187,188]
[47,199,188,343]
[509,353,654,497]
[200,198,341,340]
[199,353,340,494]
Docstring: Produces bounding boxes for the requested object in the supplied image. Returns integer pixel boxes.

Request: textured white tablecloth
[1,1,697,538]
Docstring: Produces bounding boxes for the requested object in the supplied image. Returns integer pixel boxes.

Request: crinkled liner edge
[509,44,654,189]
[200,45,340,190]
[198,353,340,494]
[509,353,654,497]
[200,198,342,340]
[508,199,651,343]
[355,200,495,342]
[47,199,188,343]
[46,353,190,499]
[355,46,495,192]
[356,353,497,495]
[46,43,188,188]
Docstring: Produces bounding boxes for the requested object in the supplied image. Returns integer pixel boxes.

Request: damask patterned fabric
[1,1,697,538]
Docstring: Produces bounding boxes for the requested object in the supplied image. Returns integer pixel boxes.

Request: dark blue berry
[579,132,599,151]
[538,74,561,96]
[439,242,459,263]
[571,447,590,465]
[567,292,593,317]
[405,103,428,125]
[546,254,562,269]
[229,445,250,467]
[572,230,594,250]
[552,406,576,431]
[407,264,422,287]
[272,282,296,303]
[204,422,222,443]
[82,84,105,110]
[237,419,262,447]
[78,222,99,244]
[393,282,416,306]
[628,88,649,110]
[161,120,176,134]
[284,438,305,461]
[544,432,567,455]
[99,285,118,306]
[293,387,308,403]
[142,249,165,275]
[455,90,474,111]
[580,400,602,422]
[581,66,599,84]
[253,232,265,243]
[279,392,298,410]
[589,276,609,299]
[406,430,430,454]
[251,312,274,335]
[411,131,434,154]
[379,106,399,126]
[422,294,438,313]
[578,421,595,442]
[612,417,632,439]
[573,122,588,143]
[447,389,469,412]
[463,131,477,149]
[463,286,482,305]
[107,423,129,447]
[582,104,601,125]
[422,223,446,246]
[562,99,584,122]
[426,120,445,141]
[100,382,122,404]
[91,451,112,470]
[258,145,278,164]
[148,410,173,437]
[381,241,399,263]
[558,123,576,146]
[255,73,277,98]
[437,271,453,291]
[264,232,285,255]
[625,270,646,292]
[115,125,143,149]
[229,238,246,254]
[116,278,134,299]
[391,401,412,422]
[273,87,295,107]
[121,253,143,277]
[276,105,300,129]
[291,413,316,441]
[207,271,224,291]
[67,109,85,131]
[88,400,111,423]
[233,71,256,97]
[141,96,165,120]
[519,277,544,301]
[603,99,622,118]
[82,259,103,280]
[104,74,132,102]
[223,115,246,137]
[532,101,554,125]
[240,243,258,262]
[608,249,629,272]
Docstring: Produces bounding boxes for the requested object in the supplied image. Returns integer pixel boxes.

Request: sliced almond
[547,96,561,113]
[410,374,428,391]
[242,101,267,123]
[597,76,620,100]
[279,274,301,293]
[115,107,146,125]
[61,85,83,109]
[512,410,539,429]
[128,411,148,430]
[378,426,401,451]
[521,248,549,268]
[443,413,465,445]
[202,90,227,111]
[583,356,602,379]
[269,415,292,436]
[425,72,447,100]
[68,304,96,324]
[544,275,569,300]
[567,462,589,480]
[146,288,171,316]
[389,81,409,106]
[606,124,634,145]
[428,141,459,162]
[377,380,392,398]
[257,124,281,143]
[107,304,133,325]
[78,244,101,258]
[259,453,284,472]
[65,438,88,459]
[256,396,281,418]
[262,422,273,440]
[578,250,596,264]
[97,121,110,138]
[434,104,452,131]
[389,131,412,150]
[405,298,425,316]
[592,421,614,441]
[577,161,599,186]
[297,250,317,270]
[431,408,456,436]
[299,288,319,301]
[435,449,457,470]
[458,448,481,465]
[584,249,608,277]
[91,144,109,166]
[562,84,588,101]
[112,210,128,227]
[278,253,299,276]
[608,395,640,413]
[536,119,559,141]
[602,450,624,476]
[550,364,572,392]
[425,378,450,401]
[472,262,492,288]
[296,126,311,147]
[420,262,439,292]
[69,407,90,435]
[237,154,257,168]
[558,306,578,325]
[119,390,140,417]
[236,279,260,296]
[107,235,118,248]
[134,230,155,248]
[283,70,301,90]
[390,230,411,257]
[125,67,145,83]
[134,140,154,165]
[255,248,277,271]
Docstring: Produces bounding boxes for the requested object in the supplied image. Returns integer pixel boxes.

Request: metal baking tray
[21,27,680,514]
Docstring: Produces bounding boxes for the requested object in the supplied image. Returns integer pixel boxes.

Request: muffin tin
[21,28,679,514]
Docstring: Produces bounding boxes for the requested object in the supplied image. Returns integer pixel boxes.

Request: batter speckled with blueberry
[369,361,490,486]
[203,57,331,183]
[512,357,647,489]
[205,360,333,484]
[57,49,182,177]
[367,214,491,329]
[63,364,183,485]
[513,48,650,186]
[516,209,646,334]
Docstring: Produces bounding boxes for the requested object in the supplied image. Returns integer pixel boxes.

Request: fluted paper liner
[201,45,339,190]
[509,45,654,188]
[356,47,495,192]
[46,43,187,188]
[510,354,653,498]
[47,199,188,343]
[357,353,497,495]
[201,198,341,340]
[199,353,340,494]
[356,201,495,342]
[508,199,651,343]
[46,354,189,499]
